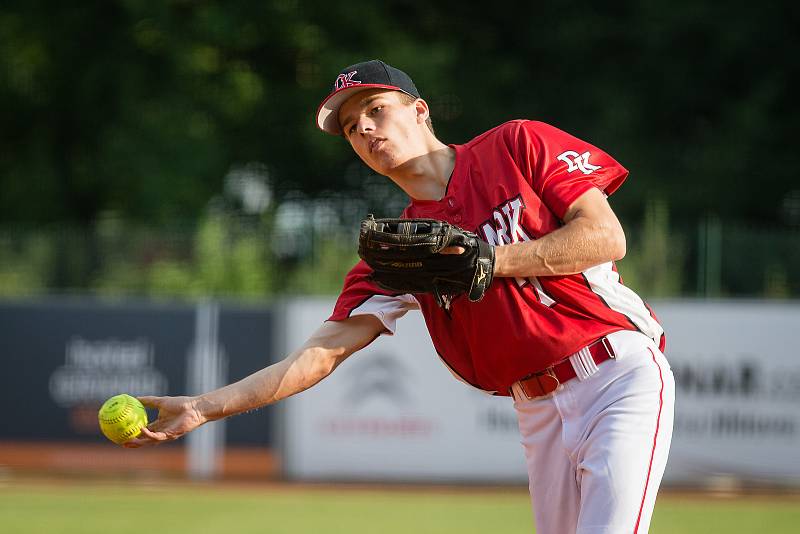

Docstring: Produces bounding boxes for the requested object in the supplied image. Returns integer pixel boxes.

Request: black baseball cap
[315,59,421,135]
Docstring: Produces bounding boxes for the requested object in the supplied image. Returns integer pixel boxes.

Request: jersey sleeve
[328,260,419,334]
[517,121,629,220]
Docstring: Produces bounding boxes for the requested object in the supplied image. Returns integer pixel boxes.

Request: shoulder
[461,120,565,149]
[462,119,526,147]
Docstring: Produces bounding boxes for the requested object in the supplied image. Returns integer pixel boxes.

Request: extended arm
[493,187,626,277]
[124,314,385,447]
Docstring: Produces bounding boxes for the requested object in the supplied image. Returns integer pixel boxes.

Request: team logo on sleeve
[556,150,601,175]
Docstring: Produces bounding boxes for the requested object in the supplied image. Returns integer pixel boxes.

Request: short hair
[397,92,435,134]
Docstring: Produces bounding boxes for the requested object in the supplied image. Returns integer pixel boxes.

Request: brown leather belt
[513,337,616,400]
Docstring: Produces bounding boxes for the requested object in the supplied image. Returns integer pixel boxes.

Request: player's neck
[388,142,455,201]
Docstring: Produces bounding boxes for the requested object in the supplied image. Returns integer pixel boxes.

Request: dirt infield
[2,468,798,504]
[2,440,798,503]
[0,440,279,479]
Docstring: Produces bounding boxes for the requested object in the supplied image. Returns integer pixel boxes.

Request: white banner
[280,298,526,482]
[280,299,800,485]
[657,300,800,485]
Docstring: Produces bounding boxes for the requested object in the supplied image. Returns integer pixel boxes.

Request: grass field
[1,478,799,533]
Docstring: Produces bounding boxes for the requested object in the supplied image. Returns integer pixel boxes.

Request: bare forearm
[493,215,625,278]
[191,350,327,421]
[191,316,382,422]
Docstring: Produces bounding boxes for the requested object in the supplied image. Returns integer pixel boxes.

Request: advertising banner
[282,299,800,486]
[657,300,800,485]
[0,298,277,479]
[280,299,527,482]
[0,299,190,442]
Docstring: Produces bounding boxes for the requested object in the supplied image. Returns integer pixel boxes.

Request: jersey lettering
[501,198,531,243]
[556,150,601,175]
[481,195,556,307]
[489,210,510,244]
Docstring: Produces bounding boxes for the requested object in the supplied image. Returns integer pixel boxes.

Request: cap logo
[334,70,362,90]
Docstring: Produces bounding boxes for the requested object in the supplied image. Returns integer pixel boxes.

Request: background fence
[2,296,799,490]
[2,201,798,301]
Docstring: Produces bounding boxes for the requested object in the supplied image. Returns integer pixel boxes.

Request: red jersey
[330,120,663,395]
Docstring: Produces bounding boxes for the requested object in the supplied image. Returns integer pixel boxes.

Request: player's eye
[370,106,383,115]
[347,123,356,135]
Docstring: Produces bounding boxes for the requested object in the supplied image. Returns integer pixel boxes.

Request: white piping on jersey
[581,262,664,342]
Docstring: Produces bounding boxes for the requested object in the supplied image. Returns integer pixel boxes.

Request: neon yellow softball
[98,394,148,445]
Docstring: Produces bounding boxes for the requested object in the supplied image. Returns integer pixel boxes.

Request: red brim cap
[315,60,420,136]
[316,84,414,135]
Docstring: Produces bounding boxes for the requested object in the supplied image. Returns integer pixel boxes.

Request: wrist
[493,244,513,277]
[190,395,215,423]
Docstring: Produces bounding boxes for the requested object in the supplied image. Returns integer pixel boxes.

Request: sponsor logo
[475,263,487,286]
[321,354,435,438]
[49,337,168,407]
[343,354,411,407]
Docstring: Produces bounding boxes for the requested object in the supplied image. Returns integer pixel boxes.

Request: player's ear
[414,98,431,126]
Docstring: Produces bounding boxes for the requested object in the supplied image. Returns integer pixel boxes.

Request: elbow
[306,346,345,383]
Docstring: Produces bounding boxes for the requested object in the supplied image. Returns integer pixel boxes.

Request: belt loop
[602,336,616,359]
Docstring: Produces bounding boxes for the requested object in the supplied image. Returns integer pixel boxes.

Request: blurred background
[1,1,799,533]
[1,0,798,299]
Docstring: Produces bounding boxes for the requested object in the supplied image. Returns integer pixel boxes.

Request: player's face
[338,89,427,175]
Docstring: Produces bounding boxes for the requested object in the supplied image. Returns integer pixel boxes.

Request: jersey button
[453,214,462,223]
[447,198,455,208]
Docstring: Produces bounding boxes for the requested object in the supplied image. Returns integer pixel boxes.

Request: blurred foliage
[0,1,798,299]
[1,207,798,299]
[0,230,52,296]
[0,0,798,229]
[617,200,684,298]
[90,212,276,298]
[283,237,360,295]
[0,205,362,298]
[90,211,279,298]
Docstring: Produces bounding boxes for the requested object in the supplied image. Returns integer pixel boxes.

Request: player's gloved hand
[358,215,495,308]
[123,396,207,448]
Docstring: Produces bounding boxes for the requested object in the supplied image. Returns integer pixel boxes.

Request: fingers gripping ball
[98,394,148,445]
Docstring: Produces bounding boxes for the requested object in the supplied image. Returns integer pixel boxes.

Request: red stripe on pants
[634,347,665,533]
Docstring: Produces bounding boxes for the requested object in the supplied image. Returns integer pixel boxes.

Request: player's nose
[357,116,375,135]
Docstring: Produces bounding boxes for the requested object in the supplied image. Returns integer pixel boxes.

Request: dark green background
[1,1,796,226]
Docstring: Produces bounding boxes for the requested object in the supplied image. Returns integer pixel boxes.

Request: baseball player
[127,59,675,534]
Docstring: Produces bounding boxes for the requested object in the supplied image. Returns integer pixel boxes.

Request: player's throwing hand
[123,396,207,448]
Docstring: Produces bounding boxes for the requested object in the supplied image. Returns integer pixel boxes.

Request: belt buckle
[518,368,560,400]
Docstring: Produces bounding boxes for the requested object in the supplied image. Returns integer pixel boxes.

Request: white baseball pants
[513,330,675,534]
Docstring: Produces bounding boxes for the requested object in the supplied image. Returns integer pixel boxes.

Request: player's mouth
[369,138,385,153]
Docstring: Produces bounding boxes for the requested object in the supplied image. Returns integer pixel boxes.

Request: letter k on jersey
[481,196,530,246]
[480,196,556,307]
